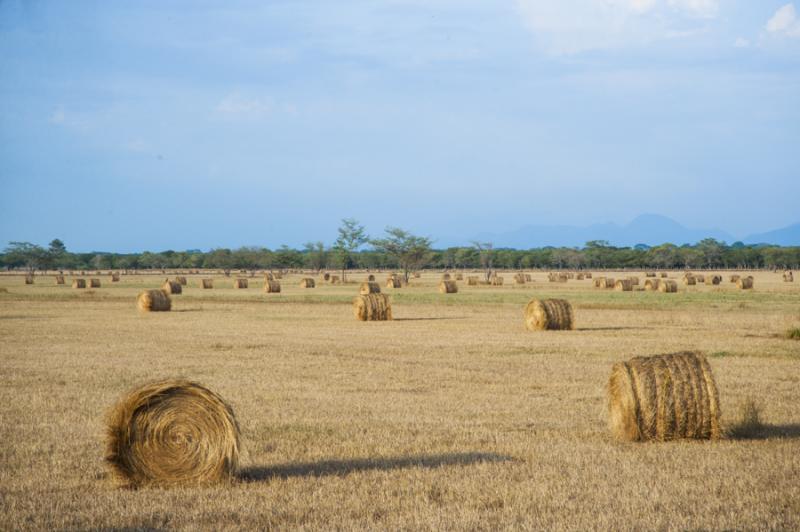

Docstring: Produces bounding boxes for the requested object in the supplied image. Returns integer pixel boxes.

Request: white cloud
[766,3,800,37]
[514,0,720,54]
[734,37,750,48]
[216,92,274,117]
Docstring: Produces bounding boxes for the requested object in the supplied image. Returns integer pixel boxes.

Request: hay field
[1,270,799,530]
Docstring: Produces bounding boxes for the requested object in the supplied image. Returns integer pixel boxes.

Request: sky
[1,0,799,252]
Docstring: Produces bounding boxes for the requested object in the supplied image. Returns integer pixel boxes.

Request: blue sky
[1,0,798,252]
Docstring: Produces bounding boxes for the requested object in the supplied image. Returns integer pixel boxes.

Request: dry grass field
[1,270,799,530]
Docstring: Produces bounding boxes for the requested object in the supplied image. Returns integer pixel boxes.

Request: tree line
[3,219,799,274]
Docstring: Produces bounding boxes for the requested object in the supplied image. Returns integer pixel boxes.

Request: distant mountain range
[441,214,799,248]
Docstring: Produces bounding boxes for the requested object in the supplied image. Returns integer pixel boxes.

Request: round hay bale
[111,273,120,282]
[737,276,754,289]
[105,379,240,488]
[439,280,458,294]
[353,293,392,321]
[658,280,678,293]
[359,281,381,295]
[602,278,615,289]
[328,275,340,284]
[705,275,722,286]
[525,273,533,281]
[455,273,464,281]
[607,352,721,442]
[263,280,281,293]
[442,273,451,281]
[594,277,606,288]
[137,289,172,312]
[163,280,182,294]
[615,279,633,292]
[783,270,793,282]
[467,276,479,286]
[55,275,65,285]
[386,277,402,289]
[201,278,214,289]
[300,278,316,288]
[644,279,660,291]
[323,272,331,281]
[729,274,741,283]
[660,273,668,278]
[491,276,505,286]
[233,278,248,289]
[175,276,188,286]
[367,274,376,282]
[89,278,102,288]
[72,279,86,289]
[524,299,574,331]
[24,275,34,285]
[683,276,696,286]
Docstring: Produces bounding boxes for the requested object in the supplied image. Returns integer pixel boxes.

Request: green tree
[471,241,496,281]
[333,218,368,282]
[3,242,46,272]
[371,227,433,282]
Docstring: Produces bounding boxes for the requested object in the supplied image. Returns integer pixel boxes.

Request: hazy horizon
[2,1,799,252]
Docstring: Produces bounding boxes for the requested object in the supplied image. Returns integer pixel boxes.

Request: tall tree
[372,228,433,282]
[333,218,368,281]
[471,241,495,281]
[303,241,328,272]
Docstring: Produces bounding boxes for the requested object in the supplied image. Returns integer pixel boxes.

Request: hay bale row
[524,299,574,331]
[263,280,281,293]
[137,289,171,312]
[300,278,316,288]
[105,379,239,488]
[359,281,381,295]
[607,351,721,442]
[353,293,392,321]
[163,280,183,294]
[439,280,458,294]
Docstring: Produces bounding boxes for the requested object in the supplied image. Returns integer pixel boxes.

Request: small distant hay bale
[525,273,532,281]
[201,279,214,289]
[594,277,606,288]
[628,276,639,286]
[548,273,557,283]
[455,273,463,281]
[737,276,754,289]
[359,281,381,295]
[55,275,65,285]
[175,276,187,286]
[645,272,656,278]
[557,273,568,283]
[607,351,721,442]
[694,274,705,283]
[597,277,615,289]
[683,276,696,286]
[72,279,87,289]
[576,273,585,280]
[660,273,668,278]
[263,280,281,293]
[439,280,458,294]
[300,278,316,288]
[730,274,741,283]
[567,272,575,279]
[386,277,402,289]
[111,273,120,282]
[163,280,183,294]
[524,299,574,331]
[442,273,451,281]
[367,274,376,282]
[136,289,172,312]
[783,270,793,282]
[413,272,421,278]
[265,272,274,281]
[353,293,392,321]
[644,279,660,291]
[658,280,678,293]
[105,379,240,488]
[615,279,633,292]
[491,276,504,286]
[233,278,248,289]
[323,272,331,281]
[329,275,340,284]
[25,275,34,285]
[705,275,722,286]
[514,273,526,284]
[584,273,592,279]
[467,276,479,286]
[89,278,102,288]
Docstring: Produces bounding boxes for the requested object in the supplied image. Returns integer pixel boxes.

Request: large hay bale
[163,280,183,294]
[72,278,86,289]
[233,278,248,289]
[705,275,722,286]
[784,270,793,282]
[683,276,696,286]
[439,280,458,294]
[263,280,281,293]
[524,299,574,331]
[105,379,240,488]
[353,293,392,321]
[467,276,479,286]
[89,278,102,288]
[175,276,188,286]
[644,279,660,291]
[737,276,754,289]
[111,273,120,282]
[491,276,504,286]
[729,274,741,283]
[615,279,633,292]
[442,273,451,281]
[24,275,34,285]
[658,280,678,293]
[201,278,214,289]
[55,275,65,285]
[607,352,721,442]
[386,277,402,289]
[136,289,172,312]
[300,278,316,288]
[359,281,381,295]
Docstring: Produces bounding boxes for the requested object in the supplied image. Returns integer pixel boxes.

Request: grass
[0,269,799,530]
[786,327,800,340]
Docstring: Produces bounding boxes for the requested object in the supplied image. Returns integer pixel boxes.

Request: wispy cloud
[766,3,800,37]
[215,92,296,120]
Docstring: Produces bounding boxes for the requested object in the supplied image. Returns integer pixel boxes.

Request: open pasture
[1,270,799,530]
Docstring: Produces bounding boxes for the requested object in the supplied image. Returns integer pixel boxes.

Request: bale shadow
[239,452,514,482]
[576,326,651,332]
[728,423,800,440]
[171,308,205,313]
[393,317,467,322]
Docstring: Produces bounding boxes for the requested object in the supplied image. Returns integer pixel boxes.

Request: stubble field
[1,270,799,530]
